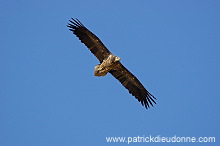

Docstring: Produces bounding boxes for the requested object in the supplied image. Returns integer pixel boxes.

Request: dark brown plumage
[67,18,156,109]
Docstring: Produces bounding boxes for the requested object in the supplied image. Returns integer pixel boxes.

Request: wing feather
[67,18,111,62]
[110,63,156,109]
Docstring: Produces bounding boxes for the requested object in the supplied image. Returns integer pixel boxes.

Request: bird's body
[94,54,120,77]
[67,18,156,109]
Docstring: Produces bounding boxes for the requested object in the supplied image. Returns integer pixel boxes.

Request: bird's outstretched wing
[67,18,111,63]
[109,62,156,109]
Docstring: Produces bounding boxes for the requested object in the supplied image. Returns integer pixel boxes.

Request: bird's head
[115,56,121,62]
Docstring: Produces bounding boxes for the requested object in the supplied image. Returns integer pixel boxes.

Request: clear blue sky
[1,0,220,145]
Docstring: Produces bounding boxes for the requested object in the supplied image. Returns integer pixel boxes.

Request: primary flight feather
[67,18,156,109]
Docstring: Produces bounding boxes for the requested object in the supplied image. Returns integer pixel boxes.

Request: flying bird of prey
[67,18,156,109]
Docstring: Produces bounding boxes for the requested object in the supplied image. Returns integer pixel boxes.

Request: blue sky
[1,0,220,145]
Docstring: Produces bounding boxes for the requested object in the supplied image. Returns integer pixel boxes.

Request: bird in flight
[67,18,156,109]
